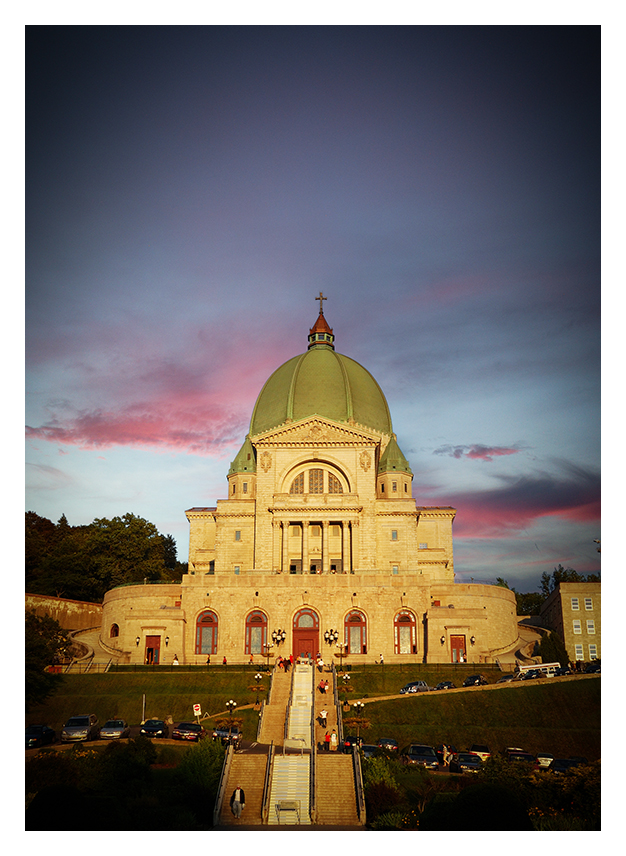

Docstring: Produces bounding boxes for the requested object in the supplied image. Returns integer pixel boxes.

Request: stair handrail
[351,744,367,825]
[256,698,265,742]
[309,662,317,823]
[283,661,297,742]
[261,741,275,823]
[212,743,234,827]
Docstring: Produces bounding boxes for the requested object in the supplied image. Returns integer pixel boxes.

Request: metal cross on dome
[316,291,327,314]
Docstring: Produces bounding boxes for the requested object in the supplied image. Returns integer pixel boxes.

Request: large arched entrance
[292,608,320,660]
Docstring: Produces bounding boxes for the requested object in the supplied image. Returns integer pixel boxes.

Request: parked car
[343,735,363,753]
[435,743,457,764]
[399,680,431,694]
[463,675,488,687]
[61,714,99,743]
[434,681,455,691]
[99,720,130,740]
[140,719,169,738]
[361,744,379,758]
[496,674,517,683]
[549,757,587,775]
[172,722,206,742]
[468,743,491,761]
[449,752,482,774]
[212,725,241,746]
[553,666,571,677]
[584,662,601,674]
[520,669,545,681]
[377,737,399,751]
[506,750,536,765]
[400,744,439,769]
[26,725,56,749]
[535,753,554,769]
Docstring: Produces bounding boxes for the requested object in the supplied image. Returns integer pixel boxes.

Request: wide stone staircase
[315,753,361,826]
[215,663,363,827]
[218,752,268,826]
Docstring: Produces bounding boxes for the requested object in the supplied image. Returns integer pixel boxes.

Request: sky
[25,24,601,592]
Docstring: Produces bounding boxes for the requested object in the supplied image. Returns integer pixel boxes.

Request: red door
[145,635,161,665]
[450,635,466,663]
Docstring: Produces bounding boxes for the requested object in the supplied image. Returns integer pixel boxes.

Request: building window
[584,597,593,610]
[589,644,598,660]
[110,624,119,638]
[419,543,428,549]
[290,473,305,494]
[234,566,240,575]
[573,620,582,634]
[392,565,399,574]
[391,530,398,541]
[574,644,584,660]
[235,530,241,541]
[392,481,397,492]
[196,610,218,655]
[245,610,267,655]
[309,468,324,493]
[394,611,417,654]
[586,620,596,634]
[404,484,408,493]
[381,484,385,493]
[232,483,236,494]
[328,473,343,493]
[571,598,579,611]
[243,482,248,493]
[345,610,367,654]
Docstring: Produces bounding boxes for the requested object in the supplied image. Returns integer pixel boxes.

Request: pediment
[253,416,382,447]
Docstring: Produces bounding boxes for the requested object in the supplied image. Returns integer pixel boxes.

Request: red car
[172,722,206,741]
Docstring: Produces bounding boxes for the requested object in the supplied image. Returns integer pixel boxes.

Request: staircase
[218,752,268,826]
[267,755,311,825]
[315,753,361,826]
[258,668,291,746]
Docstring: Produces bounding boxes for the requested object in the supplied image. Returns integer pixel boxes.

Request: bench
[276,799,301,823]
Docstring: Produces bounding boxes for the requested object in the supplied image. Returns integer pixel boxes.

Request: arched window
[290,473,304,494]
[293,608,319,630]
[288,466,347,494]
[110,624,119,638]
[345,610,367,655]
[394,610,417,655]
[328,473,343,493]
[196,610,218,655]
[245,610,268,655]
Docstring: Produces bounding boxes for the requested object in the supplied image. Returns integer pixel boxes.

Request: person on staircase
[319,708,328,727]
[324,731,331,752]
[230,786,246,819]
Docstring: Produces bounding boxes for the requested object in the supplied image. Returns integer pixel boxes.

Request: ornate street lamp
[353,701,365,738]
[336,640,348,673]
[225,699,237,729]
[271,628,286,645]
[254,673,263,706]
[263,642,274,672]
[324,629,339,645]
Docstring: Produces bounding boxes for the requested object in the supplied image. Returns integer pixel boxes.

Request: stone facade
[540,582,601,662]
[101,306,520,667]
[26,593,103,631]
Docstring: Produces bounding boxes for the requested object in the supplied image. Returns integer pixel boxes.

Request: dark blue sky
[25,25,600,589]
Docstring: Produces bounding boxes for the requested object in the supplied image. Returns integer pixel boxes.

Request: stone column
[302,521,309,575]
[282,521,289,573]
[350,520,359,573]
[342,522,351,573]
[322,521,330,574]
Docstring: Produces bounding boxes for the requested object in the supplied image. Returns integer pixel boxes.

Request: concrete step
[219,752,269,826]
[315,754,361,826]
[267,755,311,825]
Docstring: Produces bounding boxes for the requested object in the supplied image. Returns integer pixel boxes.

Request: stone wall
[25,594,103,631]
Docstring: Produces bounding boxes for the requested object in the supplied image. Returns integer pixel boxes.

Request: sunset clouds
[25,26,600,588]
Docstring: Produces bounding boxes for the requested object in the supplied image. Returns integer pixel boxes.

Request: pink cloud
[434,443,521,462]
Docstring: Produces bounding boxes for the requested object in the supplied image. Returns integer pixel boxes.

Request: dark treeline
[26,511,187,603]
[496,566,601,616]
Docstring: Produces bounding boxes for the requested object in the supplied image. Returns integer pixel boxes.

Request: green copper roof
[378,434,413,475]
[228,435,257,475]
[249,342,393,437]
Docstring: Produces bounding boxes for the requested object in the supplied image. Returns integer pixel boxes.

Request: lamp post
[225,699,237,730]
[353,701,365,739]
[324,629,339,646]
[263,642,274,672]
[336,640,348,673]
[254,673,263,706]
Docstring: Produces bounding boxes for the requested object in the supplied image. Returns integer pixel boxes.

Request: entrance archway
[292,608,320,660]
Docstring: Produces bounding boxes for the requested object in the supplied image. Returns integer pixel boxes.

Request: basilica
[102,298,518,666]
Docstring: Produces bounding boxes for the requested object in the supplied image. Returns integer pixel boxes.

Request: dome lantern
[308,291,335,350]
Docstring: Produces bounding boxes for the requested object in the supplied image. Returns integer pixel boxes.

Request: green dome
[249,342,393,437]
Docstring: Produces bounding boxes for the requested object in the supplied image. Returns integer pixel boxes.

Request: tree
[540,565,600,598]
[536,629,570,667]
[25,611,71,710]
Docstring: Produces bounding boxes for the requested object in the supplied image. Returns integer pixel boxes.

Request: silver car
[61,714,99,742]
[99,719,130,740]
